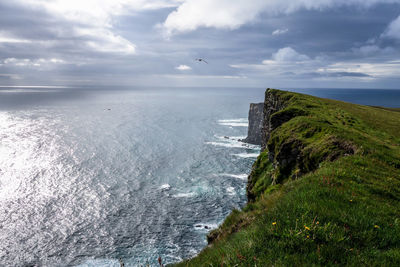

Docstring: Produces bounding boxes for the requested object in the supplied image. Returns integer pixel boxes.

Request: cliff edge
[241,103,264,145]
[175,89,400,266]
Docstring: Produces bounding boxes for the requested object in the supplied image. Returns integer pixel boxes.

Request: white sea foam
[205,141,259,149]
[232,153,260,158]
[218,122,248,127]
[218,118,247,123]
[218,173,248,180]
[194,223,218,231]
[160,184,171,190]
[172,192,196,198]
[165,254,183,262]
[226,186,236,195]
[215,135,246,141]
[188,248,199,257]
[218,118,248,127]
[76,259,120,267]
[207,135,260,150]
[205,141,246,148]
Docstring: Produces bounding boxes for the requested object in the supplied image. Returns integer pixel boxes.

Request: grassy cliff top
[174,89,400,266]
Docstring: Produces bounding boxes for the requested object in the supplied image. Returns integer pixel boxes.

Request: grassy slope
[174,90,400,266]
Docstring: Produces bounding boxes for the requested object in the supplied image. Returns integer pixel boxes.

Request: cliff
[175,89,400,266]
[241,103,264,145]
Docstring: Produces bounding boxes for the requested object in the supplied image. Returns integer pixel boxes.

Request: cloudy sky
[1,0,400,88]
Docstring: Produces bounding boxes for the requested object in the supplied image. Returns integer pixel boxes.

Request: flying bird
[195,58,208,64]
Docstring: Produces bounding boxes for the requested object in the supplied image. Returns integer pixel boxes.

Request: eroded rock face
[246,89,290,201]
[246,89,357,203]
[261,89,288,150]
[242,103,264,145]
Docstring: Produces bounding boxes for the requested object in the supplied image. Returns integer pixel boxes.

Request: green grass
[173,89,400,266]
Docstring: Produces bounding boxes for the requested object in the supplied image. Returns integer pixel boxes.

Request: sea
[0,87,399,266]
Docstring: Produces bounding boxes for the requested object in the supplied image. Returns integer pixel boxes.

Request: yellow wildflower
[307,235,310,239]
[374,225,380,229]
[304,225,310,231]
[272,222,277,226]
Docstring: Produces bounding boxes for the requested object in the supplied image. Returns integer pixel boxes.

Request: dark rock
[207,229,219,244]
[241,103,264,145]
[261,89,288,150]
[272,139,304,182]
[270,108,307,130]
[247,89,294,201]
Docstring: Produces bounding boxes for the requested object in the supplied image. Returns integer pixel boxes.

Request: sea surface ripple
[0,87,263,266]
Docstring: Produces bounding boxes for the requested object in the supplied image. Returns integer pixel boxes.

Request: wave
[218,118,247,123]
[215,135,246,140]
[207,135,260,150]
[76,258,120,267]
[160,184,171,190]
[172,192,196,198]
[226,186,236,195]
[205,141,259,150]
[205,141,249,149]
[218,118,248,127]
[194,223,218,231]
[218,122,248,127]
[232,153,260,158]
[217,173,248,180]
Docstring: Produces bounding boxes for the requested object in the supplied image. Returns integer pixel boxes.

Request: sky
[1,0,400,88]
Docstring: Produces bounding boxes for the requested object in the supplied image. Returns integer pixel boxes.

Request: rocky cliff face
[246,89,289,201]
[241,103,264,145]
[260,89,288,150]
[247,88,355,201]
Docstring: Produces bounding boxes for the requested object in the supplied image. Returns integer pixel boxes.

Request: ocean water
[0,87,264,267]
[0,87,399,267]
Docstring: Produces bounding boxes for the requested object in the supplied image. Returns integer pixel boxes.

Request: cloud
[332,72,371,77]
[314,71,371,77]
[163,0,400,35]
[266,47,310,63]
[6,0,182,55]
[1,0,400,88]
[352,44,395,56]
[229,44,394,83]
[163,74,245,79]
[272,28,289,35]
[163,0,264,35]
[0,73,23,80]
[0,32,31,43]
[175,64,192,70]
[74,28,136,55]
[317,61,400,78]
[382,15,400,39]
[231,46,320,80]
[3,58,66,67]
[232,47,314,71]
[17,0,181,27]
